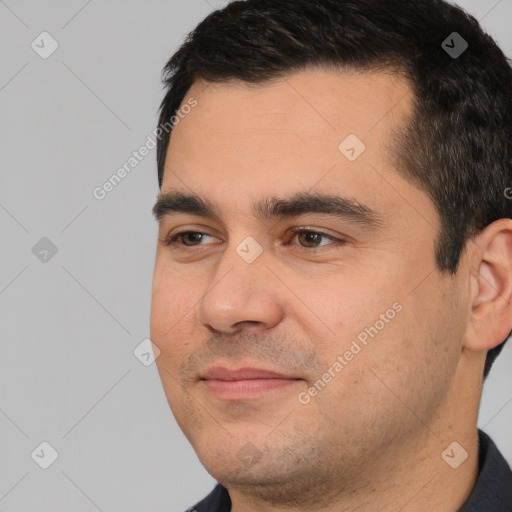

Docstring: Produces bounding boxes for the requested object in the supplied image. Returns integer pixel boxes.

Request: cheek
[150,259,199,352]
[151,263,200,425]
[307,262,440,391]
[311,266,403,348]
[352,276,461,414]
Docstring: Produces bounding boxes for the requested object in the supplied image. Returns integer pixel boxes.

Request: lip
[201,365,295,381]
[200,365,302,400]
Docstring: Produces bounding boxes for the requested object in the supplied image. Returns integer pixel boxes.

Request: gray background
[0,1,511,511]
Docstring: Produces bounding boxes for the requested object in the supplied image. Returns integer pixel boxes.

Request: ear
[464,218,512,352]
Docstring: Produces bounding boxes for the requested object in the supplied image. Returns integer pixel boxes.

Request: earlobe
[464,219,512,352]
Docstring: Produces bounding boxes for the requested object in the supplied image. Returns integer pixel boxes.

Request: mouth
[200,365,303,400]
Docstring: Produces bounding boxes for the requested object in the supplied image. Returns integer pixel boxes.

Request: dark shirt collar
[459,429,512,511]
[190,429,512,512]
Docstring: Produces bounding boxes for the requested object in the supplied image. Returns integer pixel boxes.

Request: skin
[150,68,512,512]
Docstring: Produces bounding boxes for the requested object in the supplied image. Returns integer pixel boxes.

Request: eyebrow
[152,190,384,230]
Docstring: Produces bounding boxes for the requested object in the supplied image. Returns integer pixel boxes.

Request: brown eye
[163,231,219,247]
[290,229,339,249]
[297,231,325,247]
[181,232,206,246]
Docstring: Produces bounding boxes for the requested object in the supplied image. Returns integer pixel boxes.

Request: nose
[196,246,284,335]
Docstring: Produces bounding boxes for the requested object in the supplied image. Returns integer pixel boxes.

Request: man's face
[150,69,469,495]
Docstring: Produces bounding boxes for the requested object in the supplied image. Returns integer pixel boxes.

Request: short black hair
[156,0,512,378]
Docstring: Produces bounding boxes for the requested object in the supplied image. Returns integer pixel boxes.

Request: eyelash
[161,228,346,251]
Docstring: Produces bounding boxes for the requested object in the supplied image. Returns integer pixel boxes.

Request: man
[150,0,512,510]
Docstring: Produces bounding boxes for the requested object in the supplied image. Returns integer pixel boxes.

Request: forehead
[161,68,437,230]
[179,67,412,134]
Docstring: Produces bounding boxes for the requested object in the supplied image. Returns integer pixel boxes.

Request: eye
[161,231,220,247]
[161,228,347,251]
[288,228,345,249]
